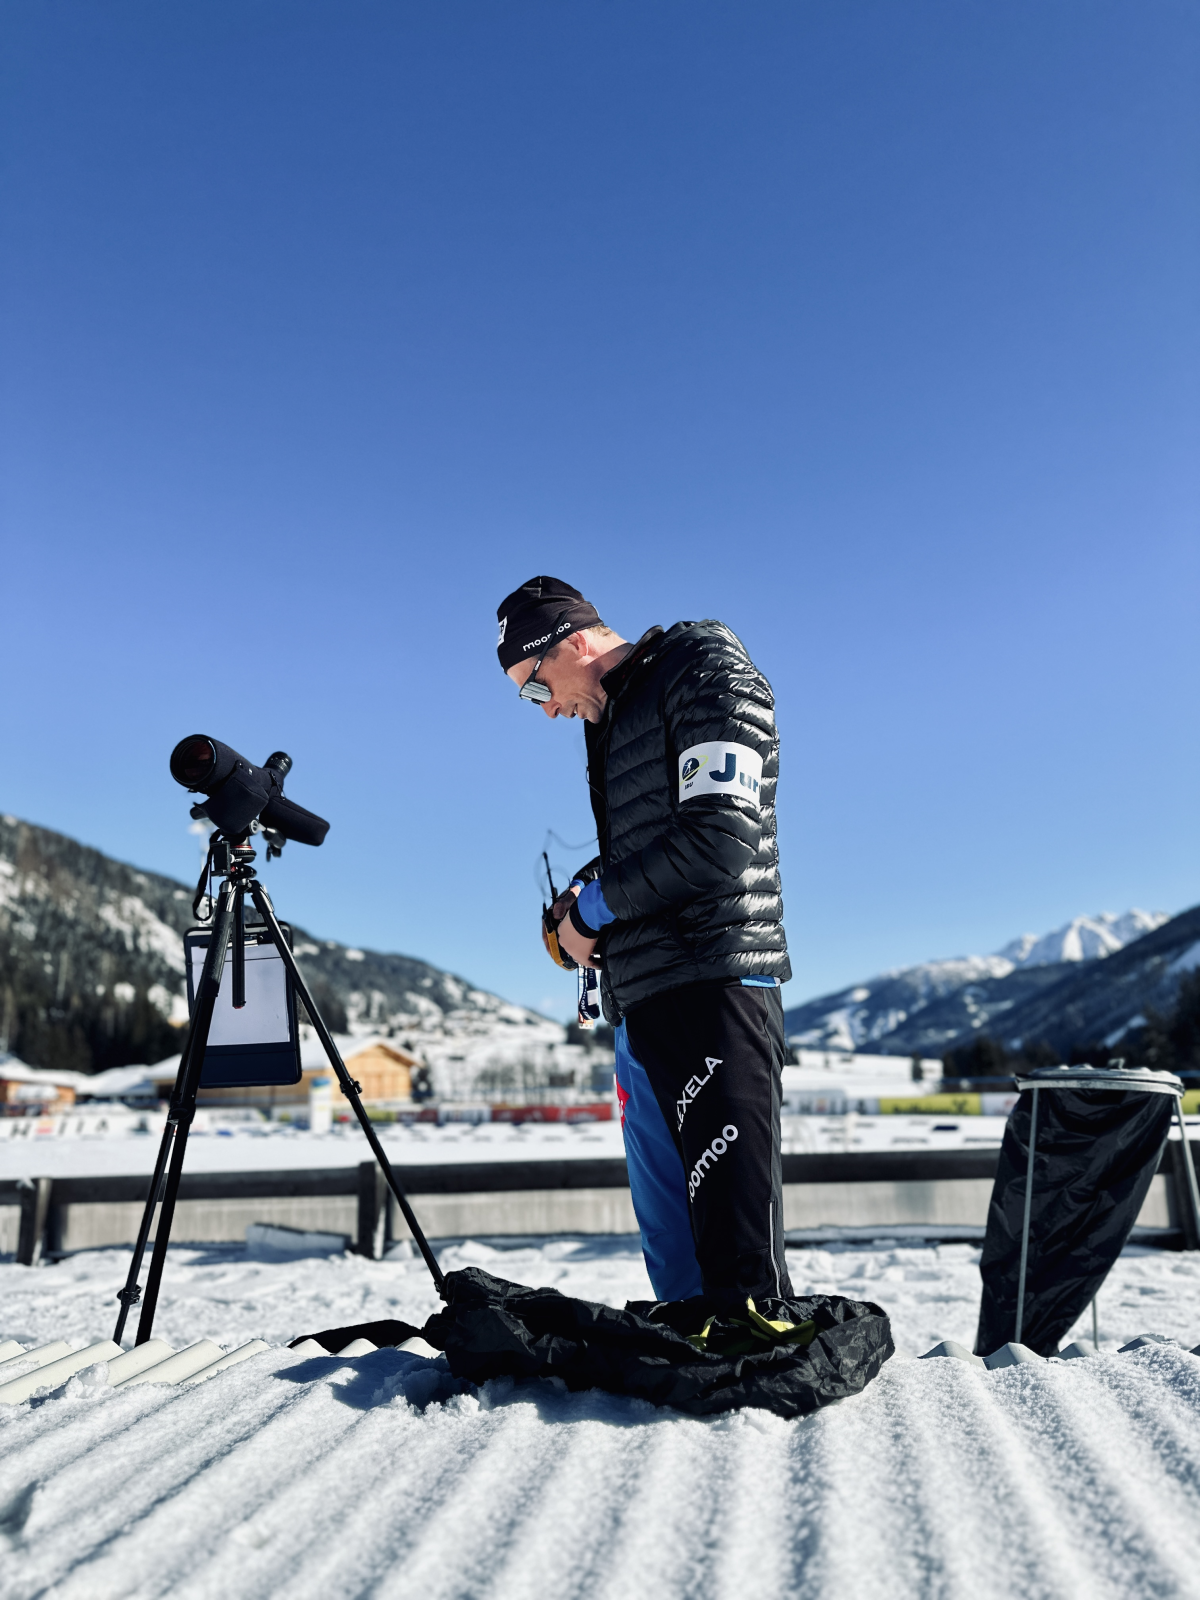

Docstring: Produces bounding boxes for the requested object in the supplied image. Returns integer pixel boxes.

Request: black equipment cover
[409,1268,892,1418]
[975,1087,1174,1358]
[294,1269,892,1417]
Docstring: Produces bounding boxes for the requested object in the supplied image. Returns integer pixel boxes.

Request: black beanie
[495,576,603,671]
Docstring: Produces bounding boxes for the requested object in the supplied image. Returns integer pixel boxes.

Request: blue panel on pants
[614,1020,703,1303]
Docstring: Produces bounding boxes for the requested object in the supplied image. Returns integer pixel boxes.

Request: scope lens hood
[170,735,221,789]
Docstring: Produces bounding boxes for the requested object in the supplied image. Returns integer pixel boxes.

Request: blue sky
[2,1,1197,1021]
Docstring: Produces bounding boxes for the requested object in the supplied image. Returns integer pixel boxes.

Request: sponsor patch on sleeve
[678,742,764,807]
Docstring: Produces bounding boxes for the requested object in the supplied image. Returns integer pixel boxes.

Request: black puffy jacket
[581,620,790,1022]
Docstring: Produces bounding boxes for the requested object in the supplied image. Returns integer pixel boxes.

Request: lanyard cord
[191,843,216,921]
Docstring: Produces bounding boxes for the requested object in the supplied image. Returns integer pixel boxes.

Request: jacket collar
[598,626,664,704]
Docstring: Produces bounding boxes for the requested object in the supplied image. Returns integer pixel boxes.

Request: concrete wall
[37,1189,639,1252]
[388,1187,640,1241]
[0,1174,1172,1253]
[782,1178,996,1229]
[780,1174,1170,1231]
[55,1196,361,1253]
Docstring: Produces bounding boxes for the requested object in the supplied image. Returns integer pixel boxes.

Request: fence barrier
[3,1141,1198,1265]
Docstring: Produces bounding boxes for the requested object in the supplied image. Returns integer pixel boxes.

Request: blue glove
[568,877,616,937]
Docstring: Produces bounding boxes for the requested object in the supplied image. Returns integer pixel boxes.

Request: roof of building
[0,1054,93,1090]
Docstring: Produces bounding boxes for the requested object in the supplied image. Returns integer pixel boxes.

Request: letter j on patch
[677,742,763,807]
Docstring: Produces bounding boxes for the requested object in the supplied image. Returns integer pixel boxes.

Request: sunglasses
[519,647,554,704]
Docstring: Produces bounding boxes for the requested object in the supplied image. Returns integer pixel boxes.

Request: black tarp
[296,1267,894,1420]
[976,1085,1174,1357]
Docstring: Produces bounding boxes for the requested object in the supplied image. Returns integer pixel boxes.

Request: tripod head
[191,827,268,923]
[207,834,261,881]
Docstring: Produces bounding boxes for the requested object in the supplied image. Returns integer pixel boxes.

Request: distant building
[123,1033,422,1114]
[282,1035,420,1109]
[0,1056,80,1112]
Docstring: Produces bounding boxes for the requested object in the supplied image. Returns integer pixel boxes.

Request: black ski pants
[625,979,792,1307]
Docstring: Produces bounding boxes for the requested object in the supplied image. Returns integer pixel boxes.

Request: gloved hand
[542,890,580,970]
[557,882,609,968]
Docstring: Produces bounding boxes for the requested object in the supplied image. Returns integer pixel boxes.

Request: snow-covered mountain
[0,814,561,1081]
[996,910,1168,968]
[785,908,1173,1057]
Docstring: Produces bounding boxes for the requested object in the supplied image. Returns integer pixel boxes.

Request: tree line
[942,970,1200,1079]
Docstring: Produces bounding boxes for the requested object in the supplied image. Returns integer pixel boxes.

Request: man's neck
[581,636,631,721]
[593,637,632,677]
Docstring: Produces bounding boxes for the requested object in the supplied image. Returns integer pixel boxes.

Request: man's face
[506,635,607,722]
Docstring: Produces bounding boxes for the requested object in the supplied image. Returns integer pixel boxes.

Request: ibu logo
[681,756,705,783]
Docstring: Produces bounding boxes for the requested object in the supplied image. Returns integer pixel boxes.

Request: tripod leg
[134,883,237,1343]
[113,1036,194,1344]
[232,884,246,1009]
[248,879,448,1298]
[113,919,229,1344]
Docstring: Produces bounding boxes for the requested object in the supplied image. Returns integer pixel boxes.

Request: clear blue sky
[2,1,1197,1022]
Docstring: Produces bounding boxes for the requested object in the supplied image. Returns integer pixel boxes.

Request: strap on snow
[289,1318,423,1353]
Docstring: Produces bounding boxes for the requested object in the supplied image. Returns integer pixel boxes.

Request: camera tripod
[113,837,446,1345]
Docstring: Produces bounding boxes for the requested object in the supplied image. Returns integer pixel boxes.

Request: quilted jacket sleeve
[599,645,776,920]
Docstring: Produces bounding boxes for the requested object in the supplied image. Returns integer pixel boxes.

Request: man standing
[498,575,792,1311]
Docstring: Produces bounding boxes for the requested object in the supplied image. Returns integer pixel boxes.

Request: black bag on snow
[418,1267,893,1419]
[975,1083,1174,1358]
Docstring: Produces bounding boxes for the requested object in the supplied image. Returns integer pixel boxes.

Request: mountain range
[5,811,1196,1078]
[783,908,1200,1059]
[0,814,556,1079]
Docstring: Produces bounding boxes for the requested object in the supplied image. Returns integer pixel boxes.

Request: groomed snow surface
[3,1236,1200,1600]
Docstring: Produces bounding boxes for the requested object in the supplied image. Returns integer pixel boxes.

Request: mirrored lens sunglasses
[519,652,554,703]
